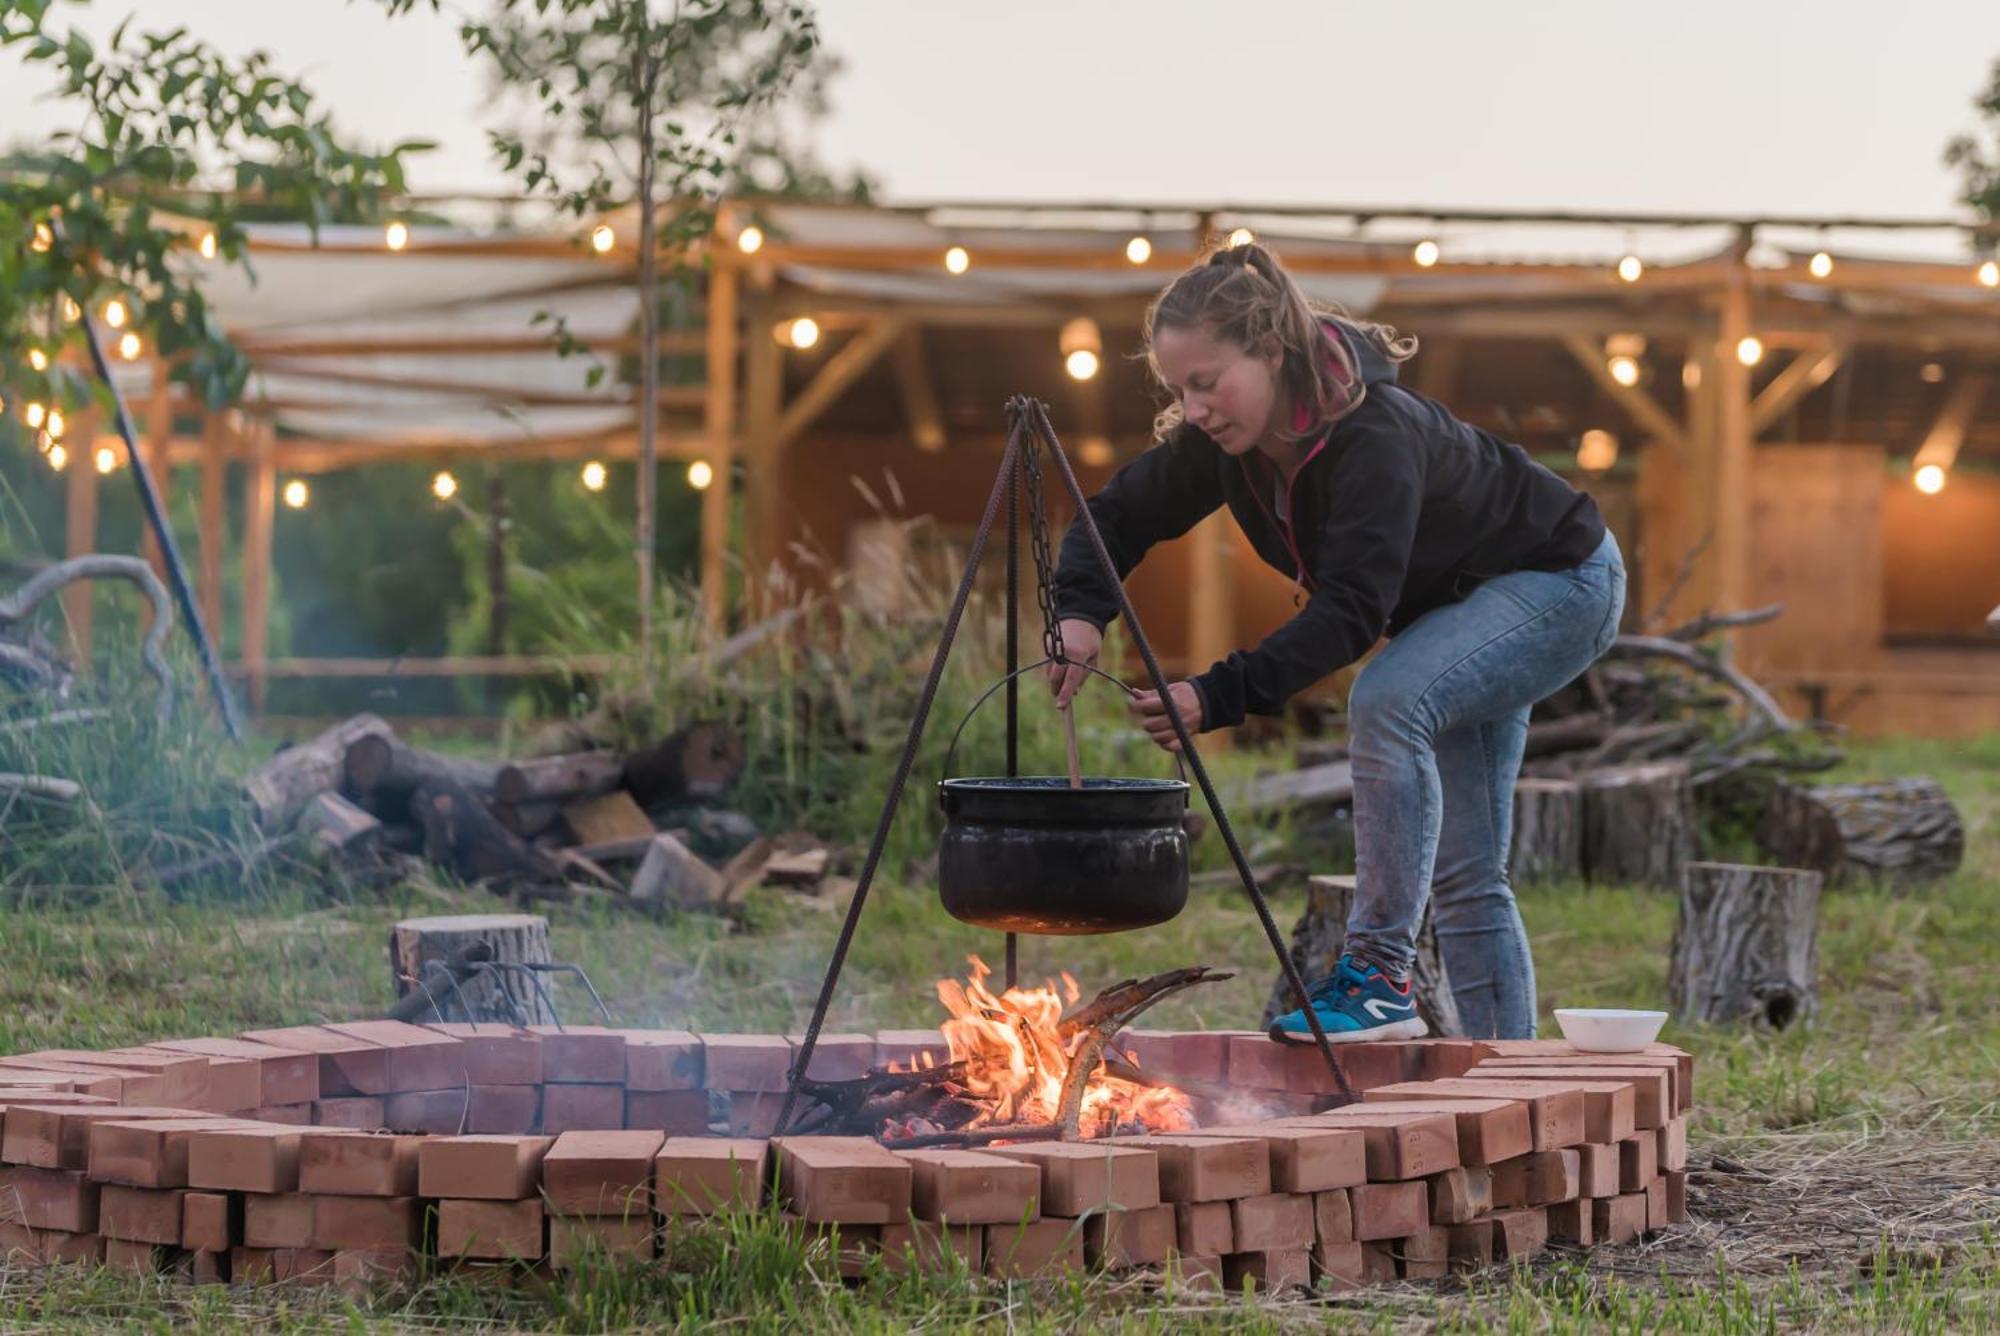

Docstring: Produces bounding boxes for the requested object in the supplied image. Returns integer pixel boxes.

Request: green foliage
[1946,55,2000,239]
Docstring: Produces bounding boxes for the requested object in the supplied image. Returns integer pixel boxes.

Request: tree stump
[1757,779,1964,888]
[1581,761,1696,888]
[494,751,624,806]
[343,733,502,811]
[389,913,557,1025]
[1510,778,1583,885]
[1260,875,1464,1038]
[244,714,393,831]
[623,721,746,809]
[1668,862,1822,1029]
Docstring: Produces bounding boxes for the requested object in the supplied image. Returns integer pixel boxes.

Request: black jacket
[1053,321,1606,730]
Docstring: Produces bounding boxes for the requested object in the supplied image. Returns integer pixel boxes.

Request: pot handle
[940,657,1189,788]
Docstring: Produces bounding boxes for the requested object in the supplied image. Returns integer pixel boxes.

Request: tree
[383,0,829,659]
[1945,55,2000,243]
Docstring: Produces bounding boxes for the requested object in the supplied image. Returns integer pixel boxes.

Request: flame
[926,955,1193,1137]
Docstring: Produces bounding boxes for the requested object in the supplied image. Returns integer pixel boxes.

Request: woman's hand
[1044,619,1103,707]
[1128,681,1204,752]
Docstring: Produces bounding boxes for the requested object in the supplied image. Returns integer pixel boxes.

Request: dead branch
[1603,634,1794,732]
[1055,965,1233,1136]
[1663,602,1787,643]
[0,556,174,723]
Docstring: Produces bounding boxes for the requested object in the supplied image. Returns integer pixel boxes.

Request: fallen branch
[0,556,174,723]
[1603,634,1795,732]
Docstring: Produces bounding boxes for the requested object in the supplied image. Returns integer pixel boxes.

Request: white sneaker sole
[1269,1016,1429,1046]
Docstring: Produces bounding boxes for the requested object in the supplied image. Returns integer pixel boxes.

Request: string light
[24,402,47,429]
[45,408,64,439]
[1980,259,2000,289]
[580,460,608,492]
[1616,255,1643,283]
[199,231,218,260]
[1065,349,1100,381]
[117,332,142,361]
[1078,437,1115,468]
[1608,355,1641,388]
[1735,336,1764,367]
[94,444,118,474]
[736,224,764,255]
[60,296,80,322]
[103,299,128,329]
[1226,227,1255,248]
[1914,463,1947,494]
[384,221,410,251]
[431,470,457,500]
[282,479,310,509]
[27,347,47,372]
[1809,251,1834,279]
[589,224,616,254]
[1412,239,1440,268]
[782,316,820,350]
[1577,429,1619,473]
[1920,362,1945,384]
[1683,360,1703,390]
[687,460,714,490]
[1059,316,1102,382]
[1125,235,1152,264]
[30,222,53,253]
[943,246,970,275]
[45,442,67,472]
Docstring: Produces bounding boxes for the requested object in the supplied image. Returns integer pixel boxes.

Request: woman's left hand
[1127,681,1203,752]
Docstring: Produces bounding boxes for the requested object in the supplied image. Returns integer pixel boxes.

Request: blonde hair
[1144,242,1417,444]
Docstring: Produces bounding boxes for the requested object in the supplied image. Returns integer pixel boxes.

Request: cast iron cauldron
[936,664,1190,935]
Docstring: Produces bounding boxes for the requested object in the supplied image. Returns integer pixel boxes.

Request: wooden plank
[1750,343,1844,437]
[242,421,276,714]
[62,414,100,665]
[701,261,740,630]
[769,317,907,454]
[198,413,226,640]
[890,326,946,453]
[1712,255,1756,614]
[1912,374,1988,473]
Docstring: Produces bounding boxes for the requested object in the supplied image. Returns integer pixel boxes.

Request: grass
[2,704,1997,1328]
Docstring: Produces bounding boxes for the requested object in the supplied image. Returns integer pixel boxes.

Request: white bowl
[1553,1008,1668,1053]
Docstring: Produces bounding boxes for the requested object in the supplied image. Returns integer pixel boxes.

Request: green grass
[2,735,1997,1330]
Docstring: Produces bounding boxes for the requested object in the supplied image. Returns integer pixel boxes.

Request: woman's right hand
[1044,619,1104,708]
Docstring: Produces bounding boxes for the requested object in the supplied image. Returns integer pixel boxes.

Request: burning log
[1053,965,1233,1135]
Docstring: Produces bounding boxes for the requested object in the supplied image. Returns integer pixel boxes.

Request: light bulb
[199,231,218,260]
[1735,336,1764,367]
[1914,463,1947,494]
[103,299,127,328]
[61,296,80,322]
[45,408,64,439]
[431,470,457,500]
[27,347,47,372]
[117,332,142,361]
[944,246,970,275]
[1125,235,1152,264]
[589,224,615,254]
[94,444,117,474]
[1226,227,1255,248]
[30,222,53,253]
[1809,251,1833,279]
[1980,259,2000,289]
[581,460,608,492]
[736,225,764,255]
[1413,239,1440,268]
[24,402,46,429]
[1920,362,1945,384]
[687,459,714,490]
[282,479,309,509]
[385,221,410,251]
[1617,255,1643,283]
[45,442,67,472]
[786,317,820,350]
[1576,429,1619,473]
[1065,349,1100,381]
[1608,355,1641,388]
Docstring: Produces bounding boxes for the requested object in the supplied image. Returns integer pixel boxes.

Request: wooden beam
[142,359,174,584]
[1560,334,1687,452]
[770,317,908,454]
[889,326,946,452]
[237,331,705,358]
[247,359,706,411]
[242,421,276,716]
[1713,257,1756,614]
[701,262,739,631]
[199,413,226,640]
[1913,373,1989,472]
[62,416,100,667]
[740,280,784,598]
[1750,342,1845,437]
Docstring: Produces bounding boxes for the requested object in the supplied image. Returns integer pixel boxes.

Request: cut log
[388,913,556,1025]
[245,714,393,831]
[1669,862,1821,1029]
[629,833,726,910]
[1259,874,1463,1038]
[411,778,566,884]
[1756,779,1964,888]
[1510,778,1582,885]
[559,789,655,847]
[1580,761,1696,888]
[299,792,383,857]
[494,751,624,806]
[491,800,560,839]
[1228,760,1353,819]
[763,846,830,887]
[622,721,745,808]
[342,733,502,808]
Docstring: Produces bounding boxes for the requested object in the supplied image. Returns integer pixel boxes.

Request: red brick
[700,1035,795,1092]
[786,1032,875,1082]
[466,1084,541,1135]
[871,1030,948,1071]
[1665,1170,1688,1224]
[726,1092,785,1138]
[1222,1246,1310,1293]
[332,1245,417,1288]
[1228,1192,1314,1250]
[133,1046,259,1111]
[379,1088,467,1135]
[417,1135,552,1200]
[1226,1036,1411,1096]
[1476,1053,1683,1114]
[1447,1219,1496,1271]
[189,1126,302,1193]
[0,1166,98,1231]
[1491,1205,1548,1260]
[621,1031,704,1091]
[98,1185,186,1244]
[1083,1202,1175,1267]
[0,1221,102,1265]
[1109,1134,1268,1202]
[3,1105,204,1170]
[0,1088,109,1107]
[0,1061,130,1101]
[1466,1066,1650,1135]
[89,1118,258,1188]
[1113,1030,1229,1085]
[1489,1157,1528,1209]
[238,1026,396,1097]
[1175,1199,1233,1255]
[1173,1251,1224,1290]
[1578,1142,1621,1197]
[104,1237,166,1273]
[1311,1239,1364,1288]
[1411,1039,1489,1081]
[807,1220,881,1279]
[1645,1175,1668,1231]
[897,1148,1040,1224]
[1547,1197,1595,1246]
[1428,1166,1493,1225]
[625,1090,710,1135]
[1523,1149,1581,1205]
[1593,1191,1649,1244]
[1179,1123,1364,1192]
[549,1213,654,1267]
[541,1083,626,1134]
[878,1220,980,1274]
[55,1049,211,1108]
[655,1136,767,1214]
[986,1142,1160,1215]
[1312,1187,1353,1244]
[1192,1088,1323,1122]
[244,1192,315,1248]
[1350,1180,1428,1241]
[1618,1133,1658,1192]
[188,1248,227,1284]
[1297,1108,1460,1180]
[311,1195,421,1250]
[313,1098,386,1130]
[253,1103,314,1126]
[983,1217,1082,1277]
[774,1136,912,1224]
[437,1198,545,1260]
[299,1132,420,1197]
[1335,1096,1532,1165]
[543,1130,665,1216]
[152,1038,320,1106]
[527,1026,626,1085]
[1658,1116,1688,1171]
[421,1024,542,1085]
[1365,1079,1585,1150]
[182,1192,233,1252]
[1399,1225,1451,1278]
[322,1021,468,1093]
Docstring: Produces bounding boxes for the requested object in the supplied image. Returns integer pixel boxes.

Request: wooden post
[1669,862,1821,1028]
[199,412,227,646]
[701,258,739,631]
[242,419,276,716]
[740,276,782,607]
[62,415,100,667]
[1713,238,1756,616]
[142,358,173,584]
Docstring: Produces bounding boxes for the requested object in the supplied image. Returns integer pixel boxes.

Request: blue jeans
[1343,531,1626,1039]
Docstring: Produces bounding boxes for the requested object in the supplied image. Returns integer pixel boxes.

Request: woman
[1046,243,1625,1042]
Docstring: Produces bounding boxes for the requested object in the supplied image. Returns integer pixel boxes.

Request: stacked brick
[0,1027,1691,1292]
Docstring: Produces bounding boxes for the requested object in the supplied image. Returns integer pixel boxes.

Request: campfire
[787,958,1231,1145]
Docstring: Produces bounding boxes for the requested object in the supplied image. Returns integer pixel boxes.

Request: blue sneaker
[1269,955,1428,1045]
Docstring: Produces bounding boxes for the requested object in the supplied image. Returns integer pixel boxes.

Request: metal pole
[1004,455,1020,991]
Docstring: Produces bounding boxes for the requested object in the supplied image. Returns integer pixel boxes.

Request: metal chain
[1019,434,1067,668]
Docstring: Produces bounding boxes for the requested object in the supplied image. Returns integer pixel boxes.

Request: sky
[2,0,1997,221]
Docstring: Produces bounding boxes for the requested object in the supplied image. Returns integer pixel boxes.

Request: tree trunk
[343,733,502,811]
[244,714,393,831]
[298,792,382,857]
[1668,861,1821,1028]
[1259,874,1464,1038]
[1757,778,1964,888]
[1581,761,1696,888]
[389,913,556,1025]
[623,720,746,808]
[493,751,624,806]
[411,778,565,884]
[1510,778,1582,885]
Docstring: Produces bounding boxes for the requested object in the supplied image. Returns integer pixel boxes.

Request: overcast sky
[3,0,1997,220]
